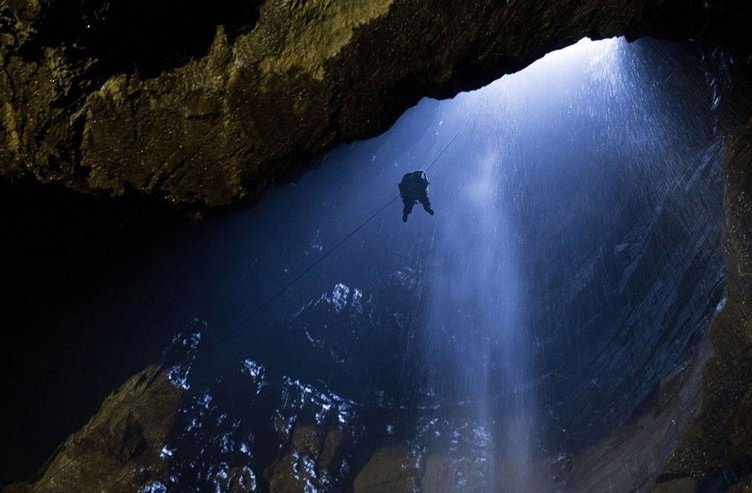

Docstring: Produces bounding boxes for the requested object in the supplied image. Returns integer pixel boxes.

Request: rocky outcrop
[660,113,752,489]
[1,0,750,208]
[267,426,346,492]
[1,323,362,492]
[2,365,183,493]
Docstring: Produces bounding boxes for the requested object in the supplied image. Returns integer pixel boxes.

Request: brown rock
[2,365,183,493]
[354,446,419,493]
[267,425,346,492]
[1,1,750,208]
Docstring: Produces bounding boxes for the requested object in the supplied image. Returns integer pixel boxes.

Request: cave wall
[1,0,748,208]
[661,111,752,489]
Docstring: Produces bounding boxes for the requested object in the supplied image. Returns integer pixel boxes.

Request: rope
[199,118,470,356]
[253,196,399,315]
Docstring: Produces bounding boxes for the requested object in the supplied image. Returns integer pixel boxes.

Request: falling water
[402,38,632,490]
[407,121,529,491]
[417,144,527,486]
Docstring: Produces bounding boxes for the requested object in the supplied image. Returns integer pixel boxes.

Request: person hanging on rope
[398,170,435,222]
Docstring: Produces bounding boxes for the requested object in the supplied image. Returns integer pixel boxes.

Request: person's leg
[419,194,434,215]
[402,199,415,222]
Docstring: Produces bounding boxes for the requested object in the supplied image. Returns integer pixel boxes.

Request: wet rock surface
[554,332,714,492]
[661,110,752,490]
[3,321,376,492]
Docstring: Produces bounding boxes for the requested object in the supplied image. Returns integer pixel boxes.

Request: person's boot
[425,206,435,216]
[402,213,409,222]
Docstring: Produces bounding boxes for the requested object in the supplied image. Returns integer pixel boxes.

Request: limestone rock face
[661,113,752,489]
[354,446,419,492]
[267,426,346,492]
[2,365,183,493]
[1,0,749,207]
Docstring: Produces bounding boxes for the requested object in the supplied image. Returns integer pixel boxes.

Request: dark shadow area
[12,0,261,77]
[0,178,188,484]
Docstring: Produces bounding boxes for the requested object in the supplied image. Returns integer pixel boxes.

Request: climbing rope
[196,118,471,356]
[37,119,472,486]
